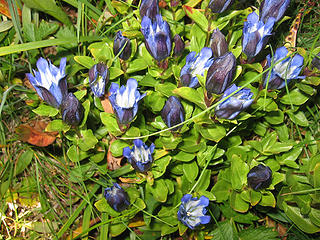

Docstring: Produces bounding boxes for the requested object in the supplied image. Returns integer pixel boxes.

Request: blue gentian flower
[242,12,275,58]
[27,57,67,108]
[247,164,272,190]
[180,47,214,88]
[141,14,172,62]
[263,46,304,89]
[140,0,159,21]
[60,93,84,126]
[215,84,254,120]
[88,63,109,97]
[208,0,233,13]
[104,183,130,212]
[259,0,290,23]
[161,96,185,131]
[123,139,155,173]
[113,31,132,60]
[109,78,146,125]
[205,51,236,94]
[177,194,211,230]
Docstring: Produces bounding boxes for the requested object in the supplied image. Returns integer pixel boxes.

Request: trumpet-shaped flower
[104,183,130,212]
[215,84,254,119]
[27,57,67,108]
[242,12,275,58]
[259,0,290,23]
[141,14,172,62]
[180,47,214,88]
[113,31,132,60]
[177,194,211,230]
[263,46,304,89]
[123,139,155,173]
[161,96,184,131]
[109,78,146,124]
[247,164,272,190]
[88,63,109,97]
[205,51,236,94]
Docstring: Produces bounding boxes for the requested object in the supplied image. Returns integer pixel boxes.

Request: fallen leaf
[101,96,114,114]
[0,0,21,19]
[16,121,58,147]
[107,139,122,170]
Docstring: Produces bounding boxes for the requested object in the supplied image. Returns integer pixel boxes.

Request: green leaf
[67,145,90,162]
[110,140,129,157]
[194,169,211,192]
[79,100,90,128]
[74,56,96,69]
[152,155,171,179]
[127,58,148,73]
[45,120,70,132]
[173,151,195,162]
[195,124,226,142]
[100,112,122,136]
[280,89,309,105]
[238,226,279,240]
[231,155,249,190]
[155,82,177,97]
[173,87,206,109]
[259,192,276,207]
[211,179,232,202]
[209,220,238,240]
[147,179,168,202]
[183,5,208,32]
[183,161,199,183]
[78,130,98,152]
[33,103,59,117]
[264,111,284,125]
[109,67,124,80]
[287,110,309,127]
[230,191,249,213]
[14,150,33,176]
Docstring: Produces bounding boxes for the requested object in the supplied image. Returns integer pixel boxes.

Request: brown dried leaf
[16,121,58,147]
[0,0,21,19]
[107,147,122,170]
[101,96,114,114]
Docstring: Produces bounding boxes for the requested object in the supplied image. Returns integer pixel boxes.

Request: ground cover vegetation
[1,0,320,239]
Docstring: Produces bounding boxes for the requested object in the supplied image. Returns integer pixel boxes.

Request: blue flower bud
[177,194,211,230]
[26,57,68,108]
[109,78,146,125]
[123,139,155,173]
[242,12,275,58]
[205,52,236,94]
[104,183,130,212]
[141,14,172,62]
[88,63,109,97]
[311,52,320,70]
[113,31,132,60]
[208,0,233,13]
[215,84,254,119]
[259,0,290,23]
[263,46,304,89]
[161,96,184,131]
[247,164,272,190]
[173,34,185,57]
[60,93,84,126]
[140,0,159,21]
[210,28,229,58]
[180,47,214,88]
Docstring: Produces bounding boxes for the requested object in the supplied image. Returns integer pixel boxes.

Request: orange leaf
[16,121,58,147]
[101,96,114,114]
[0,0,21,19]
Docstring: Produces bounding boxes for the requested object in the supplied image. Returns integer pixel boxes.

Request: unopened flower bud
[247,164,272,191]
[89,63,109,97]
[259,0,290,23]
[210,28,229,58]
[140,0,159,21]
[208,0,233,13]
[104,183,130,212]
[161,96,184,131]
[60,93,84,126]
[173,34,185,57]
[113,31,132,60]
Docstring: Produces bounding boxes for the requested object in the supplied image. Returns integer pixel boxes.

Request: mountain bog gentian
[215,84,254,120]
[208,0,233,13]
[210,28,229,58]
[259,0,290,23]
[247,164,272,190]
[139,0,159,20]
[177,194,211,230]
[173,34,185,57]
[242,12,275,58]
[123,139,155,173]
[141,14,171,62]
[109,78,146,125]
[113,31,132,60]
[88,63,109,98]
[60,93,84,126]
[205,51,236,95]
[27,57,67,108]
[180,47,214,88]
[161,96,185,131]
[263,46,304,89]
[104,183,130,212]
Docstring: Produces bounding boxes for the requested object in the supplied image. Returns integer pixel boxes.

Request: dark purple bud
[210,28,229,58]
[140,0,159,21]
[89,63,109,97]
[170,0,180,8]
[206,52,236,94]
[113,31,132,60]
[312,52,320,70]
[247,164,272,190]
[208,0,233,13]
[60,93,84,126]
[104,183,130,212]
[173,34,185,57]
[259,0,290,23]
[161,96,184,131]
[180,74,192,87]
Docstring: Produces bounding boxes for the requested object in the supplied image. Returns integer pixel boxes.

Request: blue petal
[181,194,192,203]
[123,147,132,159]
[133,139,143,148]
[200,215,211,224]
